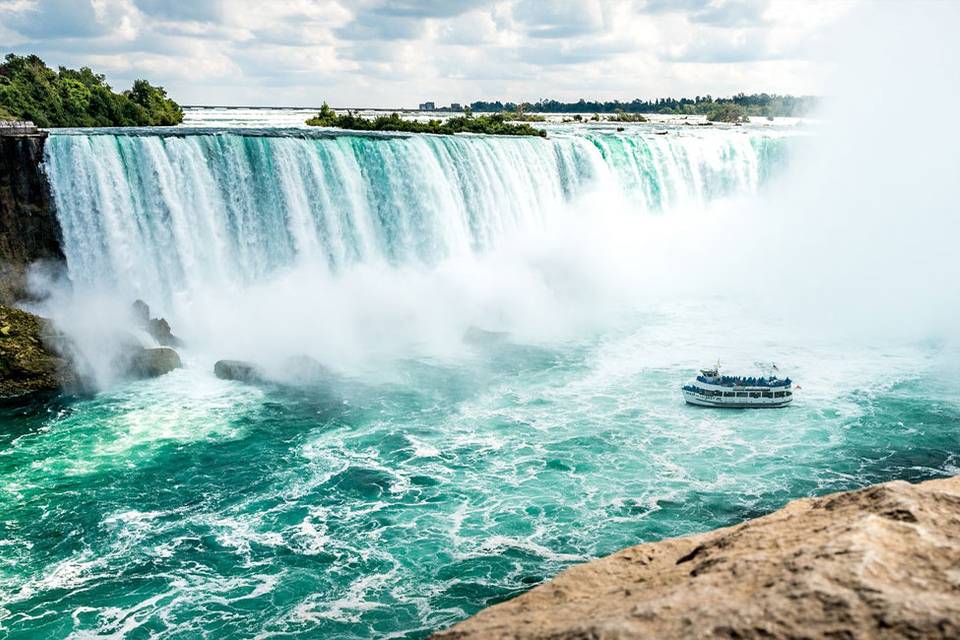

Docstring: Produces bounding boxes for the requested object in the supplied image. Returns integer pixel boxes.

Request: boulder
[125,346,181,379]
[433,476,960,640]
[214,359,263,383]
[0,303,76,402]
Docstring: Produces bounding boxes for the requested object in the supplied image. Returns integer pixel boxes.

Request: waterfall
[44,129,789,301]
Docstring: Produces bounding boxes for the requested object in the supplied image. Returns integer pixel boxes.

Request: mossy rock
[0,304,74,401]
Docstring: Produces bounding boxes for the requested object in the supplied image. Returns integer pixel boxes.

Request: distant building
[418,102,436,111]
[450,103,462,111]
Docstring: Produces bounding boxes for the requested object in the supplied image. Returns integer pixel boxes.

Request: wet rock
[432,476,960,640]
[131,299,150,325]
[147,317,183,347]
[214,359,263,383]
[127,347,181,378]
[113,341,181,380]
[131,299,183,347]
[0,303,76,402]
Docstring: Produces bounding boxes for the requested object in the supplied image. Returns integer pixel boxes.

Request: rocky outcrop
[214,359,264,383]
[0,303,76,402]
[0,132,65,305]
[131,299,183,347]
[114,306,184,379]
[1,299,185,402]
[433,476,960,640]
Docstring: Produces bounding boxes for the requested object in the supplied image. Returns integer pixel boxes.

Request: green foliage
[706,103,750,123]
[607,109,648,123]
[501,110,545,122]
[307,103,546,137]
[310,101,337,126]
[0,54,183,127]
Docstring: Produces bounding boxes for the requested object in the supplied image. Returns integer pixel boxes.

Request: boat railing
[695,375,791,387]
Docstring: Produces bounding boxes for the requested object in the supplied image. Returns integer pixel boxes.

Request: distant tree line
[0,54,183,127]
[466,93,816,118]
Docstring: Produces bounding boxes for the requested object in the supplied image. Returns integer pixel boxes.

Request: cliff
[433,476,960,640]
[0,129,64,304]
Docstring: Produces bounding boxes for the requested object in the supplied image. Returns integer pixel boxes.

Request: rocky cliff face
[0,132,64,304]
[0,303,76,402]
[434,476,960,640]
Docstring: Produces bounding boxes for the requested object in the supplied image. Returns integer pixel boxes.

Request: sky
[0,0,858,108]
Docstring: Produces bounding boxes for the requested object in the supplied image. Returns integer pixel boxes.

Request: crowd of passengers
[695,375,792,387]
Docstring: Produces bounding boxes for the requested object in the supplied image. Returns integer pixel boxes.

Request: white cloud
[511,0,607,39]
[0,0,859,107]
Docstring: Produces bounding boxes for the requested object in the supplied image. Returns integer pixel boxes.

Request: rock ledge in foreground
[432,476,960,640]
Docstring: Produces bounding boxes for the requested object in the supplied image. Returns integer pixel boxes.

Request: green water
[1,307,956,639]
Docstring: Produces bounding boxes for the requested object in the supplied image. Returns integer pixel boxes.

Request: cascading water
[7,5,960,637]
[6,115,955,640]
[44,127,787,300]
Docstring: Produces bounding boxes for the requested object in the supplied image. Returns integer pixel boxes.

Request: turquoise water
[1,320,956,639]
[1,116,957,638]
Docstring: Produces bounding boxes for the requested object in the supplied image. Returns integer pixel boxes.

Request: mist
[751,1,960,338]
[27,2,960,390]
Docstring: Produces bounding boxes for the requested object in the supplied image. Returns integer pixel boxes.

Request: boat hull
[682,389,792,409]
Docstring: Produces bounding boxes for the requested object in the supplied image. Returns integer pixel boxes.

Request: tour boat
[682,363,794,408]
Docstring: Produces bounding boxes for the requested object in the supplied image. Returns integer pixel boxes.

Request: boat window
[786,391,792,396]
[774,391,784,398]
[724,392,734,397]
[736,392,747,397]
[749,392,760,398]
[762,392,773,398]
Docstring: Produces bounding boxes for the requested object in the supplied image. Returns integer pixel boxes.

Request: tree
[0,53,183,127]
